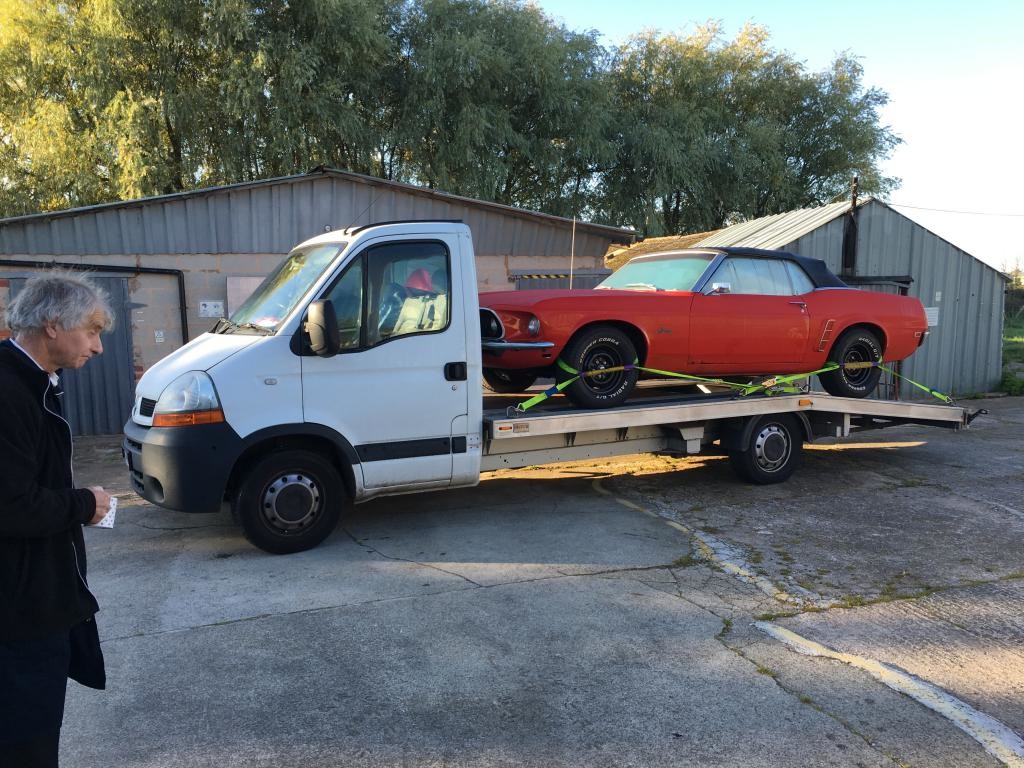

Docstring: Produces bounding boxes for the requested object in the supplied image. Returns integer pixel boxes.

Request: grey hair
[5,271,114,334]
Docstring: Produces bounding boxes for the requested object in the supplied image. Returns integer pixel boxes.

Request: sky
[533,0,1024,273]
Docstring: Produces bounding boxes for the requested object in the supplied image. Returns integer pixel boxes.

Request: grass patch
[1003,314,1024,394]
[1004,316,1024,365]
[756,665,777,677]
[671,552,700,569]
[748,550,764,564]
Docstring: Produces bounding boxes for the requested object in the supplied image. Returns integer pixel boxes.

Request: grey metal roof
[695,199,857,250]
[0,167,635,242]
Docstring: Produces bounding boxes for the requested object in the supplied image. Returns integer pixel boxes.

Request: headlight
[527,316,541,336]
[152,371,225,427]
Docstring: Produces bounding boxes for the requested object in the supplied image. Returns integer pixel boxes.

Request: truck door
[300,235,469,489]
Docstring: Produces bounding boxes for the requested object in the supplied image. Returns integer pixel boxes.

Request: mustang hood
[480,288,676,310]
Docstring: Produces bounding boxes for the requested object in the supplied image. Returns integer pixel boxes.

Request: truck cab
[124,221,484,553]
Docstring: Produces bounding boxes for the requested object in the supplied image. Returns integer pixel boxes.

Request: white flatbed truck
[122,221,973,554]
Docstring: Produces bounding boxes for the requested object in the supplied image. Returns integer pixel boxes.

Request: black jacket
[0,339,99,644]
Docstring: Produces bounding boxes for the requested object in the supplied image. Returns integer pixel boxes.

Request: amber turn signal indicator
[152,409,226,428]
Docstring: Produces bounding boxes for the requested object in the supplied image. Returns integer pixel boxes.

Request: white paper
[91,496,117,528]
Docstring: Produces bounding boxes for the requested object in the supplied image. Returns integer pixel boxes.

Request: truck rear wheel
[234,450,348,554]
[728,414,802,484]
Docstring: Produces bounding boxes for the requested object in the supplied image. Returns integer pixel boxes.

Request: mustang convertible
[479,247,929,408]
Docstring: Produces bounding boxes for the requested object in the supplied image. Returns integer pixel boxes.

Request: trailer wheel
[559,325,639,408]
[233,450,348,554]
[483,368,537,393]
[729,414,802,484]
[819,328,882,398]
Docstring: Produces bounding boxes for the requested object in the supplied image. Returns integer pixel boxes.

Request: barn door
[10,275,134,435]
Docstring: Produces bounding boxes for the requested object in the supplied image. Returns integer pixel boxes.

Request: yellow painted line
[756,621,1024,767]
[592,479,798,603]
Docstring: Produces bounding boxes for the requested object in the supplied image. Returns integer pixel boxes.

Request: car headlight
[153,371,225,427]
[527,316,541,336]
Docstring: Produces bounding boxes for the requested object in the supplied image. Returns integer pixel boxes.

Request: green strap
[512,357,953,414]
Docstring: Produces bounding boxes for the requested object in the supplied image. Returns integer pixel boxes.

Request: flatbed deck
[479,387,970,473]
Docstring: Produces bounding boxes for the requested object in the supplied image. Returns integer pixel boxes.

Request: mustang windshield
[228,243,345,331]
[597,252,715,292]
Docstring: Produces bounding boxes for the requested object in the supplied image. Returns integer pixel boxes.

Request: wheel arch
[226,424,358,502]
[830,321,887,356]
[566,319,649,365]
[719,411,813,453]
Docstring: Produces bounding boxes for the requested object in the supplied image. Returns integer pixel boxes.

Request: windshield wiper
[212,318,274,335]
[624,282,660,291]
[230,322,275,336]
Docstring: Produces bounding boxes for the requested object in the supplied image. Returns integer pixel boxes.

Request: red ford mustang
[479,247,929,408]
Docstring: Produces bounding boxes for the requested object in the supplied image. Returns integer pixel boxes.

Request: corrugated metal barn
[691,198,1007,399]
[0,168,634,434]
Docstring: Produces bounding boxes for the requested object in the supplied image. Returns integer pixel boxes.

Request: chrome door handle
[789,301,807,310]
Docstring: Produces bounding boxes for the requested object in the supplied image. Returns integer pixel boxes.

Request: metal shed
[0,168,634,434]
[696,198,1007,399]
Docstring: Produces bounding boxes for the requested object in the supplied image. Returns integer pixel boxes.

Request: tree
[393,0,612,217]
[0,3,901,230]
[596,24,900,236]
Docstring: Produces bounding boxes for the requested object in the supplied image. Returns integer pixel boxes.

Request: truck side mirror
[710,282,732,295]
[304,300,340,357]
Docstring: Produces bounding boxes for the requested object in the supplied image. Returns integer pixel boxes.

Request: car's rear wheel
[483,368,537,393]
[558,325,638,408]
[819,328,883,398]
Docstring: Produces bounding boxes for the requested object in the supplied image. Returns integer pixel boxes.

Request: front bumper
[123,419,243,513]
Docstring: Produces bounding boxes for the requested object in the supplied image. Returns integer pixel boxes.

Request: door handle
[789,301,807,311]
[444,362,467,381]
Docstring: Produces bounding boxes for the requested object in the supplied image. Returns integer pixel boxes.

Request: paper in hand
[92,496,117,529]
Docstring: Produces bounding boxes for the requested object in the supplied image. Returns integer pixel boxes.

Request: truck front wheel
[234,450,348,554]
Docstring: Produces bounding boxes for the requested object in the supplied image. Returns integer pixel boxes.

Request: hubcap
[261,473,320,531]
[844,343,876,386]
[753,425,791,473]
[583,347,624,394]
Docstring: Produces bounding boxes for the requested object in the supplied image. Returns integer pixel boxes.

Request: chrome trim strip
[482,340,556,351]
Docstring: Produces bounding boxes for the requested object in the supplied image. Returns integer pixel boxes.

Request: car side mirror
[304,300,340,357]
[710,282,731,295]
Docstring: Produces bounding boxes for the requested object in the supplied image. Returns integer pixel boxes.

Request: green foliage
[1002,310,1024,395]
[0,1,901,230]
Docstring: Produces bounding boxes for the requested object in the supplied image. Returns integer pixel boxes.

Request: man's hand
[88,486,112,524]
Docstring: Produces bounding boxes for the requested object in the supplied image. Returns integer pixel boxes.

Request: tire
[729,414,803,484]
[559,325,639,408]
[819,328,883,398]
[483,368,538,394]
[233,450,348,554]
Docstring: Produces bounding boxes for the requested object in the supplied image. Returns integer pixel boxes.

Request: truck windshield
[596,252,715,292]
[229,243,345,331]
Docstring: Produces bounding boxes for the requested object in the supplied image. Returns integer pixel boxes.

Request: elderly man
[0,272,114,767]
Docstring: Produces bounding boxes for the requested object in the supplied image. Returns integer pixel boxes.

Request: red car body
[480,247,929,407]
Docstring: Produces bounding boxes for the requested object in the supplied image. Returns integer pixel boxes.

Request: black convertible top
[711,246,848,289]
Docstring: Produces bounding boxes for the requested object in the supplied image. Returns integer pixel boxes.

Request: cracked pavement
[61,396,1024,766]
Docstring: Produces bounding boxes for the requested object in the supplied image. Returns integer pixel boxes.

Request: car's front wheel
[558,325,639,408]
[819,328,883,398]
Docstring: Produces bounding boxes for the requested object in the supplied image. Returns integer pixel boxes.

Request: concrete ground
[62,396,1024,767]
